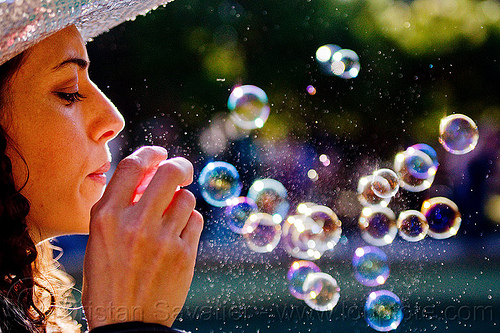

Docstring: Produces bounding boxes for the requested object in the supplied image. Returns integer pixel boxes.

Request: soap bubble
[352,246,390,287]
[358,176,391,207]
[248,178,289,220]
[421,197,461,239]
[331,49,361,79]
[303,272,341,311]
[316,44,341,63]
[371,169,400,199]
[282,215,325,260]
[225,197,258,234]
[394,149,435,192]
[198,161,242,207]
[287,261,321,300]
[439,114,479,154]
[409,143,439,172]
[295,204,342,251]
[228,85,270,130]
[365,290,403,332]
[359,206,397,246]
[397,210,428,242]
[243,213,282,253]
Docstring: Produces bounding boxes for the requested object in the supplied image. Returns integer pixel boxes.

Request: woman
[0,1,203,332]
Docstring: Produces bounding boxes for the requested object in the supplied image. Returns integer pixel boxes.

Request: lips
[87,162,111,185]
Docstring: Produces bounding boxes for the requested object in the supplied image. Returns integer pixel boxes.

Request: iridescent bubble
[225,197,258,234]
[247,178,289,221]
[421,197,461,239]
[409,143,439,172]
[371,169,400,199]
[303,272,341,311]
[352,246,390,287]
[282,215,325,260]
[306,85,317,95]
[365,290,403,332]
[397,210,428,242]
[359,206,397,246]
[295,204,342,251]
[394,149,435,192]
[199,161,242,207]
[287,261,321,300]
[228,85,270,130]
[331,49,361,79]
[439,114,479,154]
[358,176,391,207]
[243,213,282,253]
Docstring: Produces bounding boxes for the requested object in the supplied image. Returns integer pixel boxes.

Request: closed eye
[55,91,86,105]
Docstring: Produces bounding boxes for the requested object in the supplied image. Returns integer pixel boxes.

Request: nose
[86,81,125,143]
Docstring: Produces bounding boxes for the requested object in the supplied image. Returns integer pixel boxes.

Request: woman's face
[2,25,125,241]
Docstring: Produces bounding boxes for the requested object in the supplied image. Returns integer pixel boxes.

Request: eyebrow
[52,57,89,71]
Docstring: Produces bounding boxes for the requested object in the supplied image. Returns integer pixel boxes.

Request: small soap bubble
[248,178,289,219]
[371,169,399,199]
[225,197,258,234]
[359,206,397,246]
[352,246,390,287]
[287,261,321,300]
[228,85,270,130]
[394,149,435,192]
[282,215,325,260]
[358,176,391,207]
[365,290,403,332]
[331,49,361,79]
[297,205,342,251]
[243,213,282,253]
[199,161,242,207]
[397,210,428,242]
[303,272,341,311]
[439,114,479,154]
[421,197,461,239]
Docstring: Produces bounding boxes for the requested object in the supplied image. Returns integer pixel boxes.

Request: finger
[161,189,196,235]
[100,146,168,208]
[180,210,204,249]
[136,157,194,217]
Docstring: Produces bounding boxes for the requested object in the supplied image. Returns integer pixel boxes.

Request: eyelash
[56,91,86,105]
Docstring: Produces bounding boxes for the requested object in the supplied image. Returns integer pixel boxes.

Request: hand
[82,146,204,329]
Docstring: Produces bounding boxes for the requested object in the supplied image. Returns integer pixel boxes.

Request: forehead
[18,25,88,75]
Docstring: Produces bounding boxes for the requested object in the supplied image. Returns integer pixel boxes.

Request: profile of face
[1,25,125,241]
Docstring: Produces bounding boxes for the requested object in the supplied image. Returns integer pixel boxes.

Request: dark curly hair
[0,53,80,333]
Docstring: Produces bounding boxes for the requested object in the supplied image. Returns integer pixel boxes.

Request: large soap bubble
[282,215,325,260]
[294,204,342,252]
[199,161,242,207]
[228,85,270,130]
[359,206,397,246]
[243,213,282,253]
[330,48,361,79]
[358,175,391,207]
[394,148,435,192]
[225,197,258,234]
[247,178,289,221]
[352,246,390,287]
[303,272,341,311]
[397,210,428,242]
[371,168,400,199]
[287,260,321,300]
[364,290,403,332]
[439,114,479,154]
[421,197,461,239]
